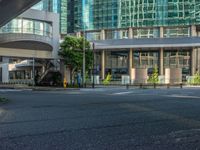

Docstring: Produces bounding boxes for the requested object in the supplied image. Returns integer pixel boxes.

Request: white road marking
[0,89,23,92]
[163,94,200,99]
[111,91,134,95]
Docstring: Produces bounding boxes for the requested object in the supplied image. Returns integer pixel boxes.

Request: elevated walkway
[0,33,53,51]
[0,0,41,26]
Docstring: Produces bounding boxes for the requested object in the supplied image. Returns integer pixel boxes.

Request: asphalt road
[1,88,200,150]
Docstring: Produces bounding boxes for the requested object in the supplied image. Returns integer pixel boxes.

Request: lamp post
[92,42,95,88]
[32,57,35,86]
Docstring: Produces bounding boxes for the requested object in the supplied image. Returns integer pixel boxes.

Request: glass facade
[105,51,128,80]
[133,28,159,38]
[163,27,190,38]
[8,0,199,35]
[133,51,159,74]
[72,0,200,32]
[0,18,53,37]
[164,50,191,74]
[32,0,68,34]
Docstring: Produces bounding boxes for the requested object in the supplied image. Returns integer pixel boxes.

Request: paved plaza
[1,88,200,149]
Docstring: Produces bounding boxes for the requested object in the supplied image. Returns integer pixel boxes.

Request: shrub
[148,67,159,84]
[193,72,200,85]
[103,73,112,85]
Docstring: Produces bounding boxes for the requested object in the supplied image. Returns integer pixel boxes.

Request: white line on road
[0,89,24,92]
[163,94,200,99]
[111,91,134,95]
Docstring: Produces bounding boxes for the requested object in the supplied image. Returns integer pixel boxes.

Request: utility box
[91,75,100,84]
[121,75,130,85]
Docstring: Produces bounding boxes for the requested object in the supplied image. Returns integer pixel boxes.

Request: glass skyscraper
[69,0,200,83]
[71,0,200,31]
[2,0,200,84]
[32,0,67,34]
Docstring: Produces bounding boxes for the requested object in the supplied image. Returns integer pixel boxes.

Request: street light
[92,42,95,88]
[75,24,86,87]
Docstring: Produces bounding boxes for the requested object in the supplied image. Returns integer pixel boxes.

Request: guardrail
[81,83,187,89]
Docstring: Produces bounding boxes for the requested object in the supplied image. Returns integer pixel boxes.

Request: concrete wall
[135,68,148,84]
[20,9,60,60]
[165,68,182,84]
[0,57,9,82]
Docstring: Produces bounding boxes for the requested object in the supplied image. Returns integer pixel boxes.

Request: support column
[160,27,164,38]
[160,48,164,75]
[191,25,197,37]
[128,27,133,39]
[101,50,105,80]
[0,57,9,83]
[191,48,197,75]
[129,48,133,78]
[159,27,164,76]
[101,29,106,80]
[191,25,197,75]
[100,29,105,40]
[76,32,81,38]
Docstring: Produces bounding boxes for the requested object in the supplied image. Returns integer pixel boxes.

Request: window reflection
[0,18,52,38]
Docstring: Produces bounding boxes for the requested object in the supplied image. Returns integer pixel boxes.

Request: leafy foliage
[193,72,200,84]
[148,67,159,83]
[103,73,112,85]
[59,36,93,83]
[59,36,93,71]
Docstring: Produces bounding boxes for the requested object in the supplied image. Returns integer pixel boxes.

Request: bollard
[63,78,67,88]
[126,84,129,90]
[84,83,86,88]
[167,84,170,89]
[153,83,156,89]
[180,83,183,89]
[140,84,142,89]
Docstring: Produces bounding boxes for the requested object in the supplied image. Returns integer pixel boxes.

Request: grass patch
[0,97,9,104]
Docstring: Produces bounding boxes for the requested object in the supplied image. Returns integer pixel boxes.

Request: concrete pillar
[76,32,81,38]
[191,25,197,37]
[197,48,200,72]
[139,52,142,67]
[128,27,133,39]
[165,68,182,84]
[191,48,197,75]
[100,29,106,80]
[135,68,148,84]
[60,60,65,81]
[160,27,164,38]
[129,49,133,79]
[176,51,179,67]
[159,27,164,75]
[100,30,105,40]
[65,67,71,84]
[159,48,164,75]
[0,57,9,83]
[51,13,60,68]
[101,50,105,80]
[190,26,197,75]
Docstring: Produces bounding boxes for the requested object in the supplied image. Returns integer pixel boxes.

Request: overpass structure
[0,0,41,27]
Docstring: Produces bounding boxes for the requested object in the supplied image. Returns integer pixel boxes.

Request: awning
[93,37,200,50]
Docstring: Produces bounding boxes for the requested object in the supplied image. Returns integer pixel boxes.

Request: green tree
[148,67,159,83]
[59,36,93,83]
